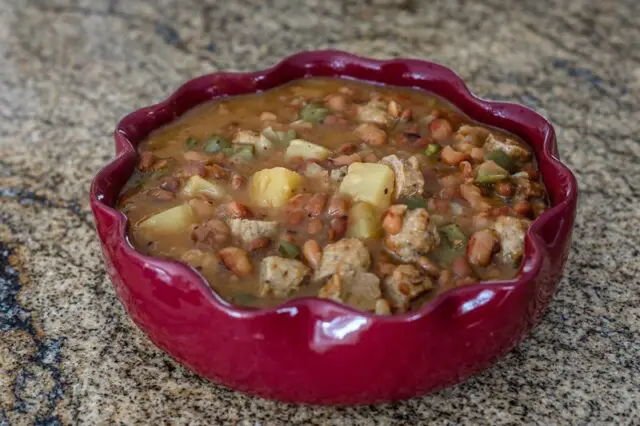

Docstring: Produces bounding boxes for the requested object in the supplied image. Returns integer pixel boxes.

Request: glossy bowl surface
[90,51,578,405]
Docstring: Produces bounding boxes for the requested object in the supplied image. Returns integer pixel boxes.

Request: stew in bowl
[118,77,549,315]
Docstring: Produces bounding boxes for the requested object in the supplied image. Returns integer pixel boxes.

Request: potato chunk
[339,162,394,209]
[181,175,226,200]
[347,201,381,239]
[137,204,196,235]
[285,139,331,161]
[250,167,303,208]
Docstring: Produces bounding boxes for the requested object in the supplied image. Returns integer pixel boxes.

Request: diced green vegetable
[440,224,467,248]
[203,135,230,153]
[149,169,166,180]
[228,145,255,164]
[299,103,329,123]
[398,196,427,210]
[425,143,442,158]
[184,136,199,151]
[434,224,467,266]
[475,160,510,184]
[486,151,515,173]
[278,240,300,258]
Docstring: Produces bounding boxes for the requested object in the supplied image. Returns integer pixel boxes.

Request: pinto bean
[417,256,441,278]
[441,146,470,166]
[451,257,472,278]
[139,151,154,170]
[354,123,387,146]
[328,216,348,241]
[218,247,253,276]
[336,143,359,155]
[327,195,349,217]
[363,153,378,163]
[307,218,323,235]
[188,198,217,220]
[467,229,498,267]
[247,237,271,252]
[460,184,491,211]
[325,94,348,112]
[323,115,350,128]
[302,239,322,269]
[191,219,230,246]
[514,201,532,217]
[304,193,327,217]
[495,181,514,197]
[230,173,245,190]
[331,153,361,166]
[470,147,485,163]
[429,118,453,141]
[260,111,277,121]
[159,177,180,192]
[226,201,253,219]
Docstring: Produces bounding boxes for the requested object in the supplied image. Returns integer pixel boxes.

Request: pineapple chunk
[339,162,395,209]
[181,175,225,200]
[285,139,331,161]
[347,201,381,239]
[250,167,303,208]
[137,204,196,235]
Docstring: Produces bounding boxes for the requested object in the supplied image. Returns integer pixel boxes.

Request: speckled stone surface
[1,0,639,424]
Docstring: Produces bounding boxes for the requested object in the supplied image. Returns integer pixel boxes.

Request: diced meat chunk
[491,216,531,265]
[356,100,392,127]
[483,134,531,161]
[232,130,261,145]
[227,218,278,245]
[384,208,440,262]
[318,272,383,312]
[380,155,425,198]
[383,265,433,312]
[454,125,490,146]
[259,256,310,297]
[314,238,371,281]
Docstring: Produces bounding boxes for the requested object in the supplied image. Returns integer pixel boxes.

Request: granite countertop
[1,0,639,424]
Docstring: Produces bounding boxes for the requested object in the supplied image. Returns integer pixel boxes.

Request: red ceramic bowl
[90,51,578,405]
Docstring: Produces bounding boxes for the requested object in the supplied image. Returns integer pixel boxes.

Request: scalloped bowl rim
[90,50,578,324]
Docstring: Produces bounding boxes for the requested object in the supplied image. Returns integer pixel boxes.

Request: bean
[455,276,478,287]
[218,247,253,277]
[523,164,540,180]
[159,177,180,192]
[490,206,511,218]
[514,201,532,217]
[459,161,473,178]
[451,256,472,278]
[377,262,396,277]
[325,94,348,112]
[429,118,453,141]
[417,256,440,278]
[206,164,228,180]
[226,201,253,219]
[323,115,350,128]
[286,193,311,213]
[139,151,154,170]
[191,219,229,245]
[327,195,349,217]
[288,211,305,226]
[388,100,402,118]
[460,184,491,211]
[363,153,378,163]
[382,207,405,235]
[440,145,470,166]
[230,173,246,190]
[260,111,277,121]
[438,269,454,289]
[495,181,514,197]
[302,240,322,269]
[467,229,497,267]
[338,86,355,96]
[331,153,361,166]
[307,218,323,235]
[354,123,387,146]
[304,193,327,217]
[470,147,485,163]
[247,237,271,252]
[328,217,347,241]
[399,108,413,121]
[336,143,358,155]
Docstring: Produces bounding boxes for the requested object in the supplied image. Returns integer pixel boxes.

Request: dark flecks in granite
[0,243,65,425]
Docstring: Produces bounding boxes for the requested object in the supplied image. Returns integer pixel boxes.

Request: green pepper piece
[440,224,467,248]
[486,151,515,173]
[262,127,297,146]
[203,135,230,153]
[475,160,510,184]
[299,103,329,123]
[278,240,300,258]
[425,143,442,158]
[184,136,199,151]
[398,196,427,210]
[228,145,255,164]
